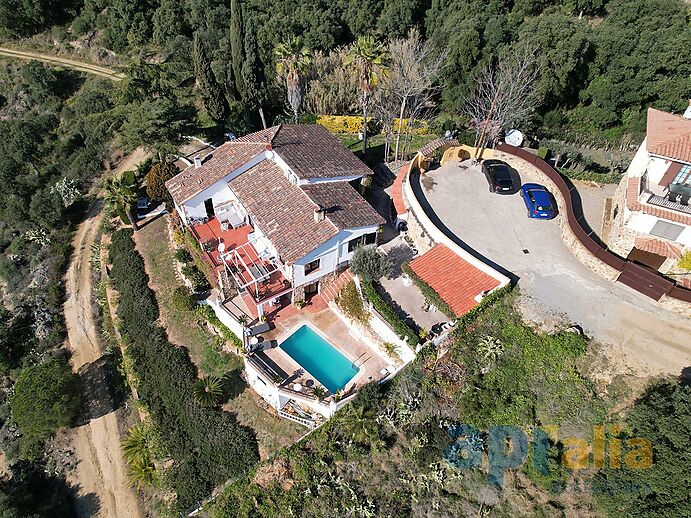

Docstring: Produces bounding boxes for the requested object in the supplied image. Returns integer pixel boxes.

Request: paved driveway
[420,161,691,375]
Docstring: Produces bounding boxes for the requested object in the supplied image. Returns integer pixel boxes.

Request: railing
[495,143,691,303]
[277,409,316,429]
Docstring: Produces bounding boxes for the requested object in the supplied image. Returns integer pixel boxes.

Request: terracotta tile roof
[301,182,384,230]
[408,244,500,316]
[634,236,682,260]
[392,164,408,216]
[229,161,338,264]
[271,124,374,180]
[646,108,691,164]
[235,126,280,144]
[166,142,265,204]
[626,176,691,226]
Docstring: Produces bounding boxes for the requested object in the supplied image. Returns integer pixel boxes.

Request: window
[649,220,684,241]
[348,232,377,253]
[304,259,320,275]
[672,164,691,186]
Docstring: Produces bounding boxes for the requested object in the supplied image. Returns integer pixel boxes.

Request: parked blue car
[520,183,557,219]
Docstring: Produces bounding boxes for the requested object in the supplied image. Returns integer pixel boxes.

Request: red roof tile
[408,244,500,316]
[646,108,691,164]
[392,165,408,216]
[634,236,682,260]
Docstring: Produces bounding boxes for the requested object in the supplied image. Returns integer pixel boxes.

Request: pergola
[219,241,281,299]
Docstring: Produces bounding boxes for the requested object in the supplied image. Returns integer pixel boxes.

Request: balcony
[190,217,292,306]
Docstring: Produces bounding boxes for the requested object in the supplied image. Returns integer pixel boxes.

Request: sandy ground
[0,47,124,80]
[63,149,147,518]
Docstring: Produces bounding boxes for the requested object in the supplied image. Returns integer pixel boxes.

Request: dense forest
[1,0,689,145]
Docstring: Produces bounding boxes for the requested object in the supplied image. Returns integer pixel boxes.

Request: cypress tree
[230,0,245,100]
[241,17,269,129]
[193,32,229,122]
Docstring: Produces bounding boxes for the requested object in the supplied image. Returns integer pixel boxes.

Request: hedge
[361,281,418,346]
[401,262,456,319]
[108,229,258,511]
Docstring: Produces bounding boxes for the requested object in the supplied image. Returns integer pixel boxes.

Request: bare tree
[385,29,448,162]
[463,44,541,159]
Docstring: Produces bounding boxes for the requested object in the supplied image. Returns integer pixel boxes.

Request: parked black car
[482,159,515,193]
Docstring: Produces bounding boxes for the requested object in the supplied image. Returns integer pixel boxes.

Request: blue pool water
[280,324,359,393]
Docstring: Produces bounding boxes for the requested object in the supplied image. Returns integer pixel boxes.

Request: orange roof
[408,244,500,316]
[634,236,682,260]
[392,164,409,216]
[646,108,691,164]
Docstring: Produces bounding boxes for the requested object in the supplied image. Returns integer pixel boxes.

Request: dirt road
[64,149,147,518]
[0,47,124,80]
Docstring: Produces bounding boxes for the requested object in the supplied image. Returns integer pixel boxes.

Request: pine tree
[193,32,229,122]
[230,0,245,100]
[241,17,269,129]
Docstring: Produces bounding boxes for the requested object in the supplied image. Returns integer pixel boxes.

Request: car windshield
[530,190,552,211]
[491,165,512,184]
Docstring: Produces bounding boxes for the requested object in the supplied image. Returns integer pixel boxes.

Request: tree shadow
[384,243,416,278]
[74,355,126,425]
[71,489,102,518]
[221,368,247,403]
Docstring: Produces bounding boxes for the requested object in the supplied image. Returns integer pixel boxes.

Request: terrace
[190,217,292,307]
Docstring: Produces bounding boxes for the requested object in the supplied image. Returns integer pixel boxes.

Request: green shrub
[401,262,455,318]
[361,281,418,346]
[10,358,81,457]
[336,281,369,323]
[678,251,691,271]
[172,286,196,312]
[108,229,258,510]
[182,264,212,292]
[174,248,192,263]
[537,146,550,160]
[351,246,392,283]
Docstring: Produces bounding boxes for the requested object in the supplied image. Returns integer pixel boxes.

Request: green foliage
[335,280,369,324]
[537,146,550,160]
[361,281,418,346]
[678,251,691,271]
[104,175,139,229]
[230,0,246,99]
[594,379,691,517]
[193,375,224,407]
[181,263,212,293]
[172,286,197,312]
[108,229,259,510]
[174,248,192,263]
[350,245,392,282]
[401,262,455,318]
[196,305,243,351]
[10,358,81,455]
[0,462,74,517]
[193,32,230,122]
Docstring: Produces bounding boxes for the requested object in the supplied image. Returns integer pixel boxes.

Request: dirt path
[63,149,147,518]
[0,47,124,80]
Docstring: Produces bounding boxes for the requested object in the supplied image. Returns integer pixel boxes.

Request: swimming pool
[280,324,359,393]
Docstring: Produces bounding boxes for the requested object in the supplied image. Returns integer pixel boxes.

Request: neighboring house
[166,124,384,318]
[609,106,691,275]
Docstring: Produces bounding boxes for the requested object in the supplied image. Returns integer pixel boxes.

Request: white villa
[166,124,385,319]
[610,106,691,275]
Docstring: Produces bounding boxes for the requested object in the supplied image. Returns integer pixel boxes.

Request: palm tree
[121,425,150,465]
[274,37,312,123]
[104,175,139,230]
[193,375,224,407]
[344,36,388,156]
[127,457,157,490]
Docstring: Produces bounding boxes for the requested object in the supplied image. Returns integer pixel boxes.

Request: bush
[196,305,243,351]
[172,286,196,312]
[108,229,258,510]
[174,248,192,264]
[336,281,368,323]
[145,161,179,209]
[316,115,429,135]
[361,281,418,346]
[182,264,212,293]
[537,146,550,160]
[10,358,81,455]
[351,246,392,283]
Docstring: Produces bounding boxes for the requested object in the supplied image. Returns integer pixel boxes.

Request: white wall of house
[184,182,235,221]
[647,155,670,185]
[292,225,379,288]
[626,141,648,179]
[625,212,691,247]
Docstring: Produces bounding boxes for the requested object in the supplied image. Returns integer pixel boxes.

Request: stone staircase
[321,269,354,303]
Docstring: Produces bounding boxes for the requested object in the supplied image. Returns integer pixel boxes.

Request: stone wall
[606,175,638,258]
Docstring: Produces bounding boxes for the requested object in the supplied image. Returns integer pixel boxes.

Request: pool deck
[254,306,389,396]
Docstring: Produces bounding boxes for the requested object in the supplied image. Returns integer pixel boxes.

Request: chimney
[194,155,202,168]
[683,99,691,120]
[314,205,325,223]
